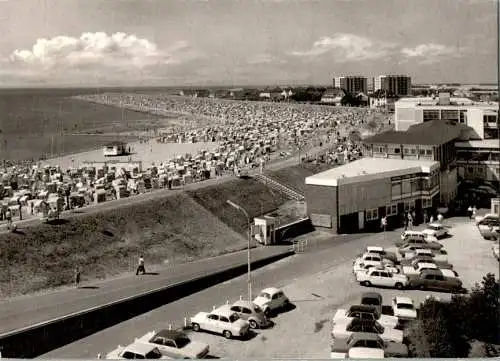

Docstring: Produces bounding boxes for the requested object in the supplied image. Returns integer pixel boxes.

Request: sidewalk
[0,245,291,336]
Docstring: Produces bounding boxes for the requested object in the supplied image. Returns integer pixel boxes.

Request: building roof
[363,119,465,145]
[455,139,500,149]
[305,157,439,187]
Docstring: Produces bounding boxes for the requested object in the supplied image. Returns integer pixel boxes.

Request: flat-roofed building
[305,157,440,233]
[374,75,411,96]
[362,120,465,205]
[334,76,367,94]
[455,139,500,184]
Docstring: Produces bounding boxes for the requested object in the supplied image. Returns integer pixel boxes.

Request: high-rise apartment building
[374,75,412,96]
[333,76,367,94]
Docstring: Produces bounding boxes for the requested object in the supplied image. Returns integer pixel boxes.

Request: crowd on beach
[0,95,391,229]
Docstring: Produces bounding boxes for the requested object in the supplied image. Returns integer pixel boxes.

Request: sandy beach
[41,140,220,169]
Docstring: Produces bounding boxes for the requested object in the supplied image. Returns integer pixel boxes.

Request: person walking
[136,255,146,275]
[467,205,473,219]
[5,208,12,230]
[74,266,81,288]
[408,213,413,230]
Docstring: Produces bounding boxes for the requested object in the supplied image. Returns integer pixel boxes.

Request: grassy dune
[267,164,333,195]
[0,193,247,297]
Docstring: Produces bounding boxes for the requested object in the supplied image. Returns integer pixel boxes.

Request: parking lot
[42,216,499,359]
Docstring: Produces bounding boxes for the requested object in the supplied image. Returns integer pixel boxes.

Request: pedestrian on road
[5,209,12,230]
[472,206,478,219]
[430,215,434,224]
[74,266,81,288]
[467,205,473,219]
[136,255,146,275]
[437,213,444,223]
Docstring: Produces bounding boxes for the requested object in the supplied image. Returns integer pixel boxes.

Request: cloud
[247,53,286,65]
[401,43,464,64]
[290,33,396,62]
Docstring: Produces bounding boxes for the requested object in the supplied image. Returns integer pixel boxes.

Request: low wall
[275,217,313,242]
[0,251,294,358]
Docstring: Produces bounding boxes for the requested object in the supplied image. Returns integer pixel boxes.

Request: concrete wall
[305,184,337,230]
[395,107,423,131]
[338,177,391,215]
[467,109,486,139]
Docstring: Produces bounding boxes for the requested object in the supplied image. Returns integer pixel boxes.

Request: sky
[0,0,497,87]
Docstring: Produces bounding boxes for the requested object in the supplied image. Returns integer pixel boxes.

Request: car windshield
[144,348,163,359]
[362,298,380,306]
[259,292,271,299]
[174,337,191,348]
[365,340,382,349]
[397,303,414,310]
[229,313,240,322]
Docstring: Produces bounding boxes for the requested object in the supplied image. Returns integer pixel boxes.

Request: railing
[253,174,305,201]
[291,238,308,253]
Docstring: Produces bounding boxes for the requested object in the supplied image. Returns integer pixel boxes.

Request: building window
[422,198,432,208]
[402,180,411,194]
[410,148,417,155]
[419,149,426,155]
[426,149,433,156]
[394,148,400,154]
[404,200,414,212]
[386,204,397,216]
[366,208,379,221]
[391,182,401,198]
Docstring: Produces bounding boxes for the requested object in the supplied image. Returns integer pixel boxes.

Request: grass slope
[267,163,333,195]
[187,178,289,235]
[0,193,246,297]
[0,95,167,160]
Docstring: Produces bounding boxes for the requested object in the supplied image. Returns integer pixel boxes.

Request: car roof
[232,300,257,308]
[415,249,433,254]
[427,223,443,227]
[349,318,377,327]
[213,305,236,317]
[350,332,383,342]
[363,252,382,258]
[417,262,438,268]
[153,330,186,341]
[394,296,413,304]
[441,269,458,277]
[123,342,158,354]
[260,287,280,294]
[413,255,434,262]
[361,292,382,300]
[366,246,383,252]
[421,269,444,276]
[348,347,385,358]
[403,230,424,235]
[349,305,378,313]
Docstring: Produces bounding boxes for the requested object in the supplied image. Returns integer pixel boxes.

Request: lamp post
[226,200,252,300]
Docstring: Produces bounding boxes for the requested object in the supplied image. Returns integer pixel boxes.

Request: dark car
[360,292,383,315]
[408,269,463,292]
[400,255,453,269]
[398,240,443,255]
[330,332,408,358]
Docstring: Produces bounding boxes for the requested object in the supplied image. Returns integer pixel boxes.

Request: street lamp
[226,200,252,300]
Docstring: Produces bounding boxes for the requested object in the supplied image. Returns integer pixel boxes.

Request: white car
[330,332,408,359]
[253,287,290,316]
[190,305,250,339]
[400,230,425,241]
[229,300,271,329]
[360,247,398,263]
[134,330,210,359]
[353,253,394,273]
[106,342,170,359]
[402,261,439,276]
[422,223,448,239]
[332,318,403,343]
[333,305,399,329]
[391,296,417,321]
[354,261,399,275]
[493,243,500,260]
[356,267,409,289]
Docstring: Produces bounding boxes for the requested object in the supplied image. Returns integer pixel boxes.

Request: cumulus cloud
[7,32,197,72]
[401,43,463,64]
[290,33,396,61]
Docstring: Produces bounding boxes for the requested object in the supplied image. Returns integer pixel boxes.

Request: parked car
[190,305,250,339]
[402,261,439,276]
[106,342,170,359]
[354,252,394,270]
[403,248,448,263]
[333,305,399,329]
[253,287,290,316]
[360,292,383,314]
[475,213,498,224]
[408,269,463,292]
[493,243,500,260]
[391,296,417,321]
[399,230,425,242]
[400,255,452,269]
[398,239,443,255]
[360,246,398,264]
[422,223,448,239]
[134,330,209,359]
[353,261,399,275]
[332,318,403,343]
[229,300,271,329]
[330,332,408,359]
[356,267,409,289]
[478,217,500,240]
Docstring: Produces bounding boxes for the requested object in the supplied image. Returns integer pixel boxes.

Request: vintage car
[402,248,449,263]
[333,305,399,329]
[398,231,426,244]
[400,255,453,269]
[359,246,398,264]
[422,223,448,239]
[253,287,290,316]
[391,296,417,321]
[402,261,440,276]
[332,318,403,343]
[478,216,500,240]
[330,332,408,359]
[356,267,409,289]
[408,269,463,292]
[134,330,209,359]
[398,239,443,255]
[229,300,271,329]
[190,305,250,339]
[360,292,383,314]
[352,257,398,274]
[106,342,170,359]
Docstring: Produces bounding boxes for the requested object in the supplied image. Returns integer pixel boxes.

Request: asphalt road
[0,245,291,336]
[40,229,395,359]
